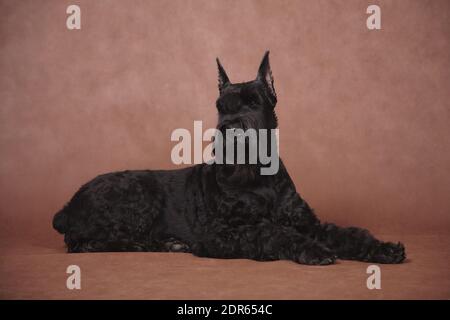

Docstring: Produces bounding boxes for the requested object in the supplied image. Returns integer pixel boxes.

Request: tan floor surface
[0,232,449,299]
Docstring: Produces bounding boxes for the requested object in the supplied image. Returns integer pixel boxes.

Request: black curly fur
[53,52,406,265]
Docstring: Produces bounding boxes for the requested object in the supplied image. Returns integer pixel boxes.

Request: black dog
[53,52,405,265]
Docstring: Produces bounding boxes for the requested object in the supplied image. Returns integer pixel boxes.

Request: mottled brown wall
[1,0,449,242]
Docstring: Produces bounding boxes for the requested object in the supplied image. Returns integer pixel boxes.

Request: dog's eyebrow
[241,88,262,104]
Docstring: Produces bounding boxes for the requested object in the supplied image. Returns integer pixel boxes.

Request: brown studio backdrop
[0,0,449,248]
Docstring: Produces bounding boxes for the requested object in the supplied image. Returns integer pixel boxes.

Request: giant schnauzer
[53,52,406,265]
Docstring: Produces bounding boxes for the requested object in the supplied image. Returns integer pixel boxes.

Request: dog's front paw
[294,243,336,266]
[367,241,406,264]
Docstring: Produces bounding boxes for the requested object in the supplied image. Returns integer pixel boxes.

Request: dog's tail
[53,208,68,234]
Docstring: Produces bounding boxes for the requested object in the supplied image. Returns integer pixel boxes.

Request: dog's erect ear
[216,58,230,94]
[256,51,276,100]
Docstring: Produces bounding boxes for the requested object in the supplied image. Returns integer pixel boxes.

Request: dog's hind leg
[67,240,149,253]
[315,223,406,264]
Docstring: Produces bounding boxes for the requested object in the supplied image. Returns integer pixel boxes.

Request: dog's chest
[216,190,275,224]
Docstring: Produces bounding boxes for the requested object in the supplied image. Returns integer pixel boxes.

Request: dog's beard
[213,115,278,186]
[213,138,276,187]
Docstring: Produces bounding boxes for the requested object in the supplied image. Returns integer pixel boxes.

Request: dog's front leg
[275,189,405,264]
[192,221,336,265]
[315,223,406,264]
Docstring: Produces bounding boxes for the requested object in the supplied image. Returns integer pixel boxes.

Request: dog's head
[213,52,279,184]
[215,51,278,134]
